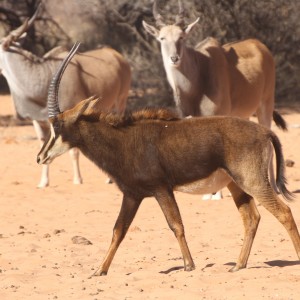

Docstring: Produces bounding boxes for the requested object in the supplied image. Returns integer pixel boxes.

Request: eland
[0,6,131,187]
[142,0,287,199]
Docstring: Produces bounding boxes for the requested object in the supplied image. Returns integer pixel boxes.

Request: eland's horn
[11,1,42,39]
[175,0,185,27]
[28,1,43,27]
[153,0,165,27]
[2,1,43,50]
[47,42,81,118]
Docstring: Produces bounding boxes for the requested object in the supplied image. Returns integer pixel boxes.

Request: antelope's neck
[79,122,125,174]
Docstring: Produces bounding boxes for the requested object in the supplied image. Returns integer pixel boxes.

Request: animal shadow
[264,260,300,268]
[225,260,300,269]
[159,266,184,274]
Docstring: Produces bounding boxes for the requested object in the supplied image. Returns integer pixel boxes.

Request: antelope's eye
[160,37,165,41]
[51,118,60,134]
[53,122,60,133]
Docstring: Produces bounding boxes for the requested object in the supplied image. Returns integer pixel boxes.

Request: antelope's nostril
[171,56,179,63]
[37,156,40,164]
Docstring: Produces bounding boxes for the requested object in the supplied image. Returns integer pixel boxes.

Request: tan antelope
[142,0,287,200]
[37,43,300,276]
[0,7,131,187]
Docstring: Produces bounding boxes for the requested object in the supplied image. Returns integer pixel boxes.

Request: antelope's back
[149,116,271,182]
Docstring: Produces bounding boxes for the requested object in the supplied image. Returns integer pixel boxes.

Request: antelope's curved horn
[47,42,81,118]
[153,0,165,27]
[175,0,185,27]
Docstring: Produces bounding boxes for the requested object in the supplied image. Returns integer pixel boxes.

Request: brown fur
[38,102,300,276]
[84,107,180,127]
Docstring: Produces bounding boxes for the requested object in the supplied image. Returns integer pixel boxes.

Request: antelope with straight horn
[142,0,287,200]
[0,5,131,187]
[37,43,300,276]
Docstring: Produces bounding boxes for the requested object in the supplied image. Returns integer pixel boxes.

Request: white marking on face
[37,123,71,164]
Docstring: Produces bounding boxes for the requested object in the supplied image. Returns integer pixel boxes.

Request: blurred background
[0,0,299,111]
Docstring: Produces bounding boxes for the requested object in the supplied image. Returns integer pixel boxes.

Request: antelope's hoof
[184,264,196,272]
[37,182,49,189]
[91,269,107,277]
[73,178,83,185]
[202,194,212,201]
[211,193,222,200]
[229,264,245,272]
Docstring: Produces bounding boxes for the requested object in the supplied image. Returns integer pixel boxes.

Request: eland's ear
[142,20,160,38]
[184,18,199,36]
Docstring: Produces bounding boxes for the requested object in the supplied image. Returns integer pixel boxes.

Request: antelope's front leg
[227,182,260,272]
[92,195,142,276]
[155,188,195,271]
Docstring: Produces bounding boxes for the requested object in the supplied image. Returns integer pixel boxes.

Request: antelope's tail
[270,132,294,201]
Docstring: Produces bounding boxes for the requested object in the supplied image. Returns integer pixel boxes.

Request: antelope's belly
[174,169,231,195]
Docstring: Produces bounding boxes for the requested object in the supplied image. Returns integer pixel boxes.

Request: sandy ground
[0,94,300,300]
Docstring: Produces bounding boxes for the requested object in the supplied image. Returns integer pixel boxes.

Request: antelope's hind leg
[227,182,261,272]
[155,188,195,271]
[255,188,300,260]
[93,195,142,276]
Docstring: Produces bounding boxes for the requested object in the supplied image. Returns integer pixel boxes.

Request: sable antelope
[142,0,287,199]
[0,6,131,187]
[37,43,300,276]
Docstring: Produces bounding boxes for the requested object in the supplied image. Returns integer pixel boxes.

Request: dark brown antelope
[142,0,286,199]
[37,43,300,276]
[0,6,131,187]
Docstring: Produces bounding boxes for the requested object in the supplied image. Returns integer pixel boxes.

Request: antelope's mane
[85,107,180,128]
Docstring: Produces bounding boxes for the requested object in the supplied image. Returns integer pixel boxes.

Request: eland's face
[158,25,185,67]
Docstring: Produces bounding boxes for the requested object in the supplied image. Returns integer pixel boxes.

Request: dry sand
[0,94,300,300]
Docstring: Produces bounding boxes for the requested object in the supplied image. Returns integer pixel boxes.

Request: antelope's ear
[142,20,160,38]
[184,17,200,36]
[68,96,100,122]
[84,96,101,114]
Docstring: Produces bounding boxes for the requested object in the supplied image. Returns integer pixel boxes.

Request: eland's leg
[227,182,261,272]
[33,120,50,188]
[155,188,195,271]
[69,148,82,184]
[202,191,223,200]
[93,195,142,276]
[38,164,49,188]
